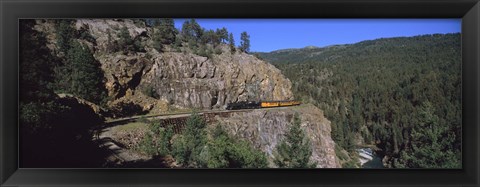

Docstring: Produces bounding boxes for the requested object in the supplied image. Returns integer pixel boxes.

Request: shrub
[169,113,268,168]
[171,112,207,167]
[78,26,96,44]
[133,39,145,52]
[137,132,157,155]
[137,122,174,156]
[200,125,268,168]
[142,85,159,99]
[214,46,222,55]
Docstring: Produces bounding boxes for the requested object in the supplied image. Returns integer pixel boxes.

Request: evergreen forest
[257,33,462,168]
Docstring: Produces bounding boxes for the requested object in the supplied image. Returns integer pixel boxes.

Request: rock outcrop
[34,19,293,112]
[57,93,107,119]
[142,49,293,110]
[55,94,105,128]
[211,104,341,168]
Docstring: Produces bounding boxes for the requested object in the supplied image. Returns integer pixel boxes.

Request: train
[226,100,301,110]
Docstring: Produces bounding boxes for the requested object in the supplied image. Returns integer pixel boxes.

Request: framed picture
[1,0,479,186]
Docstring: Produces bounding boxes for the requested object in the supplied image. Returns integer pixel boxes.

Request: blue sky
[173,19,461,52]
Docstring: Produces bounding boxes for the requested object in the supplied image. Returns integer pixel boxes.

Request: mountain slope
[257,33,462,168]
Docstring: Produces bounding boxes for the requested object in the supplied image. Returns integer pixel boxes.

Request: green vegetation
[216,27,229,43]
[78,26,96,44]
[152,18,178,52]
[229,33,236,53]
[20,20,106,167]
[181,19,204,47]
[52,19,108,106]
[54,41,107,105]
[139,112,268,168]
[274,113,316,168]
[239,31,250,53]
[334,145,360,168]
[202,125,268,168]
[180,19,214,57]
[394,101,460,168]
[117,26,144,53]
[257,33,462,168]
[55,20,76,53]
[141,84,160,99]
[168,19,241,57]
[146,18,247,57]
[20,20,67,136]
[137,121,174,156]
[171,112,208,167]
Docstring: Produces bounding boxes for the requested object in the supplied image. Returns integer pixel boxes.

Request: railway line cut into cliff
[94,104,341,168]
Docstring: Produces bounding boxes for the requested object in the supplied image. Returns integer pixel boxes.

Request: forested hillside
[257,33,462,168]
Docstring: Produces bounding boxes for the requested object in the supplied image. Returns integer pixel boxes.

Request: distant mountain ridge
[256,33,460,65]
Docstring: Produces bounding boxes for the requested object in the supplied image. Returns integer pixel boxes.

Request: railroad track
[93,108,257,164]
[104,108,255,125]
[98,105,300,132]
[94,105,300,166]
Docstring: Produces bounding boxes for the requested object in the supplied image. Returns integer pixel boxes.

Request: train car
[260,100,301,108]
[279,100,301,107]
[260,101,280,108]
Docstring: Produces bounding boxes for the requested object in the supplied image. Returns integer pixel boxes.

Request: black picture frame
[1,0,479,186]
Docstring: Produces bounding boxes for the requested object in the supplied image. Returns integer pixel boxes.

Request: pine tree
[152,34,164,52]
[153,18,178,46]
[239,31,250,53]
[216,27,229,43]
[55,41,107,105]
[171,112,207,167]
[202,125,268,168]
[274,113,316,168]
[181,19,203,45]
[55,20,75,53]
[117,26,134,53]
[396,101,460,168]
[228,33,236,53]
[201,29,220,46]
[138,121,174,156]
[20,20,61,134]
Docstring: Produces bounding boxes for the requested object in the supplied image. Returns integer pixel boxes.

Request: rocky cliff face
[31,19,340,168]
[33,19,293,112]
[142,50,293,110]
[211,104,341,168]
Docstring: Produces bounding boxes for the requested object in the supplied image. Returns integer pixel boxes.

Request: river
[357,148,385,168]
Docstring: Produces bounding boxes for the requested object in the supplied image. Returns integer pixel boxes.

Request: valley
[19,18,461,169]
